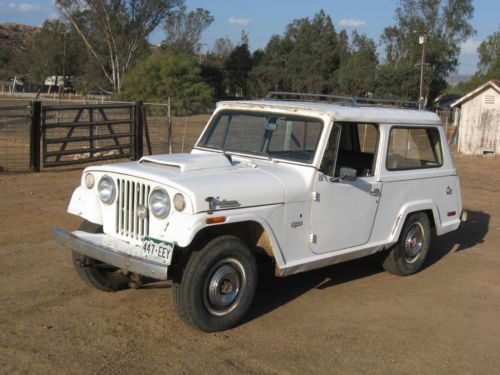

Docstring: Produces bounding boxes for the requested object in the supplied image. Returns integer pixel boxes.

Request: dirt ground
[0,154,499,374]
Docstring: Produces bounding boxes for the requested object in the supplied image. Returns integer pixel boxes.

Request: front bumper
[52,227,169,280]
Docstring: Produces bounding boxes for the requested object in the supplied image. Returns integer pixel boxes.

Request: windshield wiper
[223,148,272,160]
[222,151,232,163]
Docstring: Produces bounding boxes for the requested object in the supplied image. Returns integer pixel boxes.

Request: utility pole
[418,33,428,110]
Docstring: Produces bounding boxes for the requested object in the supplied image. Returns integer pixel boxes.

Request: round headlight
[173,193,186,211]
[84,173,95,189]
[150,188,170,219]
[97,176,116,204]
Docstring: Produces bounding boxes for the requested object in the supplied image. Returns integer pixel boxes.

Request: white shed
[451,80,500,155]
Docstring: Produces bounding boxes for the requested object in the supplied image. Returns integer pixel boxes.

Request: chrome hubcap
[404,222,424,263]
[205,258,246,316]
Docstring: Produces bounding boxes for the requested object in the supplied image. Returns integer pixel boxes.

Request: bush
[119,51,214,114]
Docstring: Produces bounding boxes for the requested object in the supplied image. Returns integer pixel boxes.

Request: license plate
[141,237,174,265]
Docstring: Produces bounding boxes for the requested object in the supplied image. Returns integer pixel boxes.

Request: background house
[451,80,500,156]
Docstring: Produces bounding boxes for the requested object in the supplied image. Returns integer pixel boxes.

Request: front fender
[158,204,286,271]
[68,186,103,225]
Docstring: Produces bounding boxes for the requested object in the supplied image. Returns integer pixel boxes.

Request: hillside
[0,22,39,79]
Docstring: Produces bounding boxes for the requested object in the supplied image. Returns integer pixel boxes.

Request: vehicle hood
[86,153,311,213]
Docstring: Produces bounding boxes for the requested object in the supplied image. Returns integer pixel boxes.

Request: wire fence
[0,96,214,173]
[143,103,211,155]
[0,100,32,172]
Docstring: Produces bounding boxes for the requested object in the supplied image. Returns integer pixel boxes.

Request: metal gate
[41,103,142,168]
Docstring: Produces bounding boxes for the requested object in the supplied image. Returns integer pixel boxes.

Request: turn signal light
[206,216,226,224]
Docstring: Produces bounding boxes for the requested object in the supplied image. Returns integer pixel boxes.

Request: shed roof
[217,99,441,125]
[450,80,500,108]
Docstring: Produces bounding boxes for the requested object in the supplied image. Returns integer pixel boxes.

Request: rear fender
[389,200,440,242]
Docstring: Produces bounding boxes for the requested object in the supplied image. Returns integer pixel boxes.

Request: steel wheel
[204,258,246,316]
[172,235,258,332]
[403,222,425,263]
[382,212,431,276]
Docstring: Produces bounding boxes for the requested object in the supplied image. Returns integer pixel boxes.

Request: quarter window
[386,127,443,170]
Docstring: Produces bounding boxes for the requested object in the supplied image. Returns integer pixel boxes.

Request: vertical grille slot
[115,177,150,242]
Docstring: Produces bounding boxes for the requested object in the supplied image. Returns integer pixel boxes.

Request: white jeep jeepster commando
[54,93,464,331]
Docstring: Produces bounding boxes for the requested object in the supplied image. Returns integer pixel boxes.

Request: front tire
[173,235,258,332]
[72,221,130,292]
[383,212,431,276]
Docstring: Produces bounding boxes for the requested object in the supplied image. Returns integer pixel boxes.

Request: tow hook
[129,273,143,289]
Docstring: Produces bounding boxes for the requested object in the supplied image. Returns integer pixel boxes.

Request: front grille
[115,178,151,242]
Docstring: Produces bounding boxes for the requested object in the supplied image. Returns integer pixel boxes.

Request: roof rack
[265,91,419,109]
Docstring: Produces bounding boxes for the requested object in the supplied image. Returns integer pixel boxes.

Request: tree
[337,32,378,96]
[54,0,183,93]
[477,28,500,77]
[120,51,213,113]
[455,28,500,92]
[249,35,290,96]
[250,10,340,96]
[211,37,234,69]
[163,6,214,54]
[379,0,475,105]
[225,34,253,97]
[27,19,82,84]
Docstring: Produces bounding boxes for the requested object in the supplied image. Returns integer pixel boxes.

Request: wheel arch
[390,201,440,243]
[182,219,285,276]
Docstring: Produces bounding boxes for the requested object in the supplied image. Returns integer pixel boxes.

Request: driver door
[310,123,382,254]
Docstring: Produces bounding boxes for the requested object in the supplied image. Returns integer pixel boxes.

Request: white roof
[450,80,500,108]
[218,99,441,125]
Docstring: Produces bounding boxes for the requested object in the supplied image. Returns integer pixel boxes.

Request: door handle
[370,188,381,196]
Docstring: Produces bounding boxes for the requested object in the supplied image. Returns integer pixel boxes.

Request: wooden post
[30,100,42,172]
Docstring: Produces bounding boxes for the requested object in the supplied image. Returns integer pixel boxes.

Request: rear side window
[386,127,443,170]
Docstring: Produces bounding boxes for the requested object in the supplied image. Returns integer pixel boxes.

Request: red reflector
[447,211,456,217]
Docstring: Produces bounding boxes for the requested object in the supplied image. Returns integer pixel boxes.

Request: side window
[386,127,443,170]
[358,124,378,154]
[320,123,379,177]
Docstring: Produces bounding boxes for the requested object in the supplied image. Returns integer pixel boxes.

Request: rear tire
[173,235,258,332]
[383,212,431,276]
[72,220,130,292]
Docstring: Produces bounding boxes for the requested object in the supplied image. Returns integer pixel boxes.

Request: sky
[1,0,498,76]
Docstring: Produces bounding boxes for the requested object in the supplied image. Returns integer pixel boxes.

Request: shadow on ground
[245,209,490,323]
[135,210,489,323]
[426,209,489,267]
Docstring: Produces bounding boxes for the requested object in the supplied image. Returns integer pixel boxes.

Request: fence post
[30,100,42,172]
[134,101,144,160]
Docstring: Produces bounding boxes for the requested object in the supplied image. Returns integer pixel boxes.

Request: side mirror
[340,167,357,181]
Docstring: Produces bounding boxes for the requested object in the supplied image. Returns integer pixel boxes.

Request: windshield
[199,110,324,163]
